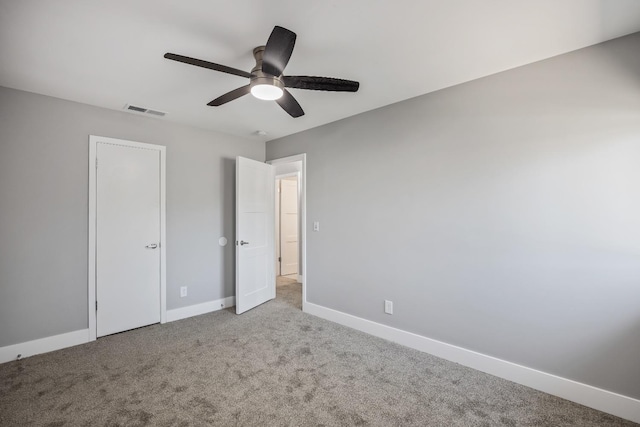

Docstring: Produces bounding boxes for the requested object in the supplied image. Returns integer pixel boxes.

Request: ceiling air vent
[123,104,167,117]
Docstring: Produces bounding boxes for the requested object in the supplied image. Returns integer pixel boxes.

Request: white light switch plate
[384,300,393,314]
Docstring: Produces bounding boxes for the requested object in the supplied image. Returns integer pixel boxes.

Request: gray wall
[267,33,640,399]
[0,86,264,347]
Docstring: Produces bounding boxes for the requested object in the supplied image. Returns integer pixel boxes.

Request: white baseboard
[165,296,235,323]
[0,329,89,364]
[305,302,640,424]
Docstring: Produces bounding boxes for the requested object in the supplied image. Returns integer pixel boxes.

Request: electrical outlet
[313,221,320,232]
[384,300,393,315]
[180,286,187,298]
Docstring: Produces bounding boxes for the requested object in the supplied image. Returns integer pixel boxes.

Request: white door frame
[88,135,167,341]
[267,154,307,312]
[276,172,300,179]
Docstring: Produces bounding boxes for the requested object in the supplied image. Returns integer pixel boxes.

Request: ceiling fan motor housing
[251,46,284,90]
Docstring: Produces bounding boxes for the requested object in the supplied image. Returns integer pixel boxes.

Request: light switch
[313,221,320,232]
[384,300,393,315]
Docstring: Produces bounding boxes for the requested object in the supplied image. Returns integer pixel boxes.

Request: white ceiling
[1,1,640,141]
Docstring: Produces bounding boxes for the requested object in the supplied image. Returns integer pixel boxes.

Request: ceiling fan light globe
[251,84,283,101]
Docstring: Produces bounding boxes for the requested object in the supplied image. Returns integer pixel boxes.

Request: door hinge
[95,158,98,168]
[95,301,98,311]
[278,256,281,262]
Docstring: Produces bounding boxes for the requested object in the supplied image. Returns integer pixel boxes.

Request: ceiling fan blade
[262,26,296,77]
[207,85,251,106]
[164,53,252,79]
[276,89,304,118]
[283,76,360,92]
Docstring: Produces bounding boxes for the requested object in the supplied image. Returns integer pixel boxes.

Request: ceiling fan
[164,26,359,118]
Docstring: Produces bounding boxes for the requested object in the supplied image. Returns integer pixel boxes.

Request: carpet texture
[0,280,636,426]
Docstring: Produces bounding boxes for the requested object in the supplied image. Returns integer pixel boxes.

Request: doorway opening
[235,154,306,314]
[275,174,301,309]
[268,155,306,311]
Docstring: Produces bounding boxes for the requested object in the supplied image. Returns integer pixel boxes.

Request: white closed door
[236,156,275,314]
[280,178,299,276]
[96,142,161,337]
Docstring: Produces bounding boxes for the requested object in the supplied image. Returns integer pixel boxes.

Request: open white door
[236,156,275,314]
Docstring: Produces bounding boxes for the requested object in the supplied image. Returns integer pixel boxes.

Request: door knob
[145,243,158,249]
[239,240,249,246]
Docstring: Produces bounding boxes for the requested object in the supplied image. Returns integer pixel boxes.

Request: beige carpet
[0,281,635,426]
[277,275,298,287]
